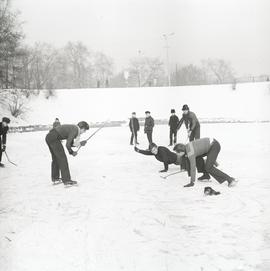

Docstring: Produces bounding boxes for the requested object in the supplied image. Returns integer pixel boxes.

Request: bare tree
[202,58,235,84]
[128,56,165,87]
[7,89,28,117]
[93,52,113,87]
[172,64,207,86]
[64,41,92,88]
[30,43,58,90]
[0,0,24,88]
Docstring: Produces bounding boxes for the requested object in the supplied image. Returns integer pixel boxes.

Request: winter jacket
[185,137,213,183]
[144,116,154,133]
[177,111,200,131]
[137,146,177,171]
[169,115,179,131]
[129,117,140,132]
[54,124,80,154]
[0,122,9,145]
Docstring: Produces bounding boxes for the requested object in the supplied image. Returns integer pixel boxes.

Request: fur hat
[145,111,150,114]
[2,117,10,124]
[171,109,175,113]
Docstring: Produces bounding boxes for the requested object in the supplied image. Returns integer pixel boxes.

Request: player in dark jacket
[168,109,179,146]
[175,138,237,187]
[135,143,182,172]
[0,117,10,167]
[129,112,140,145]
[45,121,89,185]
[177,104,200,141]
[144,111,154,144]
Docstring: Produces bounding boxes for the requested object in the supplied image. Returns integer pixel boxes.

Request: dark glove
[134,146,139,152]
[159,169,167,173]
[80,140,87,146]
[2,145,6,152]
[72,151,78,157]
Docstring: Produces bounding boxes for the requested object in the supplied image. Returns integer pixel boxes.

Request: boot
[198,173,211,181]
[183,182,194,187]
[63,180,77,185]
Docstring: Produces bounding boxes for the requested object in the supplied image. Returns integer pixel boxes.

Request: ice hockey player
[45,121,89,185]
[0,117,10,168]
[168,109,179,146]
[174,138,237,188]
[134,143,188,173]
[177,104,200,141]
[144,111,154,145]
[129,112,140,145]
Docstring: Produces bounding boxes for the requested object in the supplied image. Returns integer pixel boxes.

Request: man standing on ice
[168,109,179,146]
[177,104,200,141]
[144,111,154,145]
[129,112,140,145]
[45,121,89,185]
[174,138,237,187]
[0,117,10,168]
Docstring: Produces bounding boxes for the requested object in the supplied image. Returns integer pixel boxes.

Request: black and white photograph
[0,0,270,270]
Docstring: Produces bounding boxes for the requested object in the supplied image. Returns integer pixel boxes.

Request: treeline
[1,0,242,90]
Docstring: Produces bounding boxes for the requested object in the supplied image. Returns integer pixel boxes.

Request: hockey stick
[77,122,107,152]
[160,170,185,179]
[4,151,18,166]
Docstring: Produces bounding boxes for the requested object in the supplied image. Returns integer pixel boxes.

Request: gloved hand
[2,145,6,152]
[72,151,78,157]
[188,130,192,137]
[159,169,167,173]
[80,140,87,146]
[134,146,139,152]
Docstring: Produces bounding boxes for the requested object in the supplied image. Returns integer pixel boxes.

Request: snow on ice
[0,83,270,271]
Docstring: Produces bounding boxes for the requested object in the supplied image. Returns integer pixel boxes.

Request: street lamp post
[163,32,174,87]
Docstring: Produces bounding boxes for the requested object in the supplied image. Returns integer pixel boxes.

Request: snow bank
[3,82,269,126]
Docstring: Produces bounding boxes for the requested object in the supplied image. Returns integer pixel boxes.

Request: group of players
[0,105,237,188]
[129,105,237,188]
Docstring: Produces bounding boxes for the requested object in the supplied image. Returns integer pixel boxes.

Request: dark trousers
[45,130,71,181]
[0,137,2,162]
[189,125,200,141]
[130,131,138,144]
[169,129,177,145]
[202,139,233,183]
[146,131,153,144]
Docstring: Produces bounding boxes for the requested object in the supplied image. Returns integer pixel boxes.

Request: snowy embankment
[0,123,270,271]
[1,82,270,127]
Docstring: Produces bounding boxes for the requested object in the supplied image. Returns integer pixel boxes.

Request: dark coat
[144,116,154,133]
[0,122,9,145]
[137,146,177,171]
[169,115,179,131]
[177,111,200,131]
[129,117,140,132]
[54,124,79,154]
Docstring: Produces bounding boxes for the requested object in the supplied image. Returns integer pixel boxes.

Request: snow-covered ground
[1,122,270,271]
[2,82,270,126]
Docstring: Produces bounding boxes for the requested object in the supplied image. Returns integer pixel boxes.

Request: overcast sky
[14,0,270,76]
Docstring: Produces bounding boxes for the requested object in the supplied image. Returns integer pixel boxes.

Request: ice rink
[0,122,270,271]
